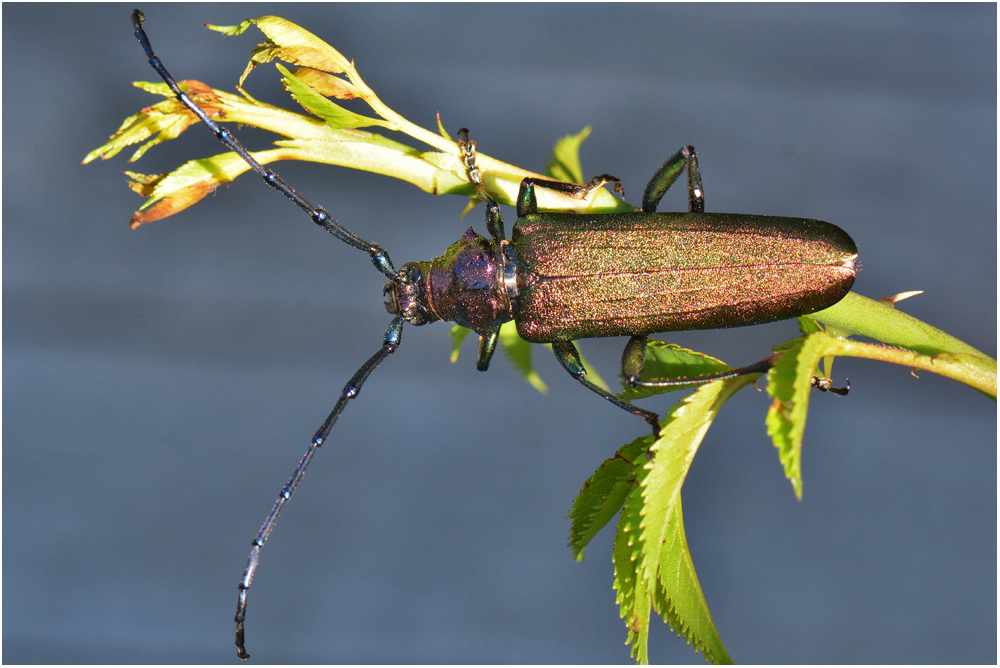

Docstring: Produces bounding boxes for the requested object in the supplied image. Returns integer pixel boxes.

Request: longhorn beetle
[129,9,857,660]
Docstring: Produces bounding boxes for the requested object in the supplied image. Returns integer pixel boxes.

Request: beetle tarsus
[811,376,850,395]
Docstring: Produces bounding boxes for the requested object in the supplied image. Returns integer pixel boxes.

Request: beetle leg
[626,352,775,390]
[552,340,662,437]
[516,175,624,215]
[516,178,539,217]
[811,376,851,395]
[484,199,505,243]
[457,128,507,243]
[476,328,500,371]
[621,334,649,385]
[642,145,704,214]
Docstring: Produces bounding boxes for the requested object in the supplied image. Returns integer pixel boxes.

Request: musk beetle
[130,9,857,660]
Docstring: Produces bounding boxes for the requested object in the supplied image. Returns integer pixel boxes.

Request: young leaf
[206,16,355,88]
[83,81,222,164]
[568,435,650,560]
[619,341,732,401]
[764,331,830,499]
[498,321,549,394]
[449,325,472,363]
[125,151,261,226]
[546,126,591,184]
[290,67,359,100]
[277,64,389,130]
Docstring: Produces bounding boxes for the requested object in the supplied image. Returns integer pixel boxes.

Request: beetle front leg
[642,145,704,213]
[476,327,500,371]
[552,340,661,437]
[515,176,623,218]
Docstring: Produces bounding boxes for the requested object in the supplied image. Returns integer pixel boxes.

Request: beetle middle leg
[552,340,662,437]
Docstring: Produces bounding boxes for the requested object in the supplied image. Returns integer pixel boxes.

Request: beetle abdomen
[511,212,857,342]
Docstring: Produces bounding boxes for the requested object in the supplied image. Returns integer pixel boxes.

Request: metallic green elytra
[511,211,857,342]
[384,141,858,436]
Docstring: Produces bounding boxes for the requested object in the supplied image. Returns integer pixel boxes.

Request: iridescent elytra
[126,9,858,660]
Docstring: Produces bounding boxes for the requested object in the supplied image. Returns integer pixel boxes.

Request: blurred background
[4,3,995,663]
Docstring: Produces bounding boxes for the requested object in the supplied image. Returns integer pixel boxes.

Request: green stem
[822,337,996,398]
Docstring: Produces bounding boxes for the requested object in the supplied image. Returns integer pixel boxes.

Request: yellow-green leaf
[499,321,548,394]
[291,67,359,100]
[277,64,388,130]
[546,126,591,184]
[207,16,354,87]
[449,325,472,363]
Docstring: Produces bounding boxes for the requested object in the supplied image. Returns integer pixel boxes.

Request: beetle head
[383,263,439,326]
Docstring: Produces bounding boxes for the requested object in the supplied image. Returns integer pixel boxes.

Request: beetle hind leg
[622,334,773,390]
[552,340,662,437]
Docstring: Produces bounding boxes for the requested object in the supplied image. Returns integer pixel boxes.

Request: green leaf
[546,126,591,184]
[568,436,649,561]
[614,482,652,664]
[650,494,733,664]
[619,341,732,401]
[498,321,549,394]
[632,377,750,664]
[797,315,823,336]
[277,64,388,130]
[764,332,829,499]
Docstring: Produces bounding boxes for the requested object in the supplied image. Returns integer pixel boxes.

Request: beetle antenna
[235,315,405,660]
[129,9,398,280]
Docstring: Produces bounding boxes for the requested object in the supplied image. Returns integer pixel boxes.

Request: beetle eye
[405,264,422,282]
[383,281,400,314]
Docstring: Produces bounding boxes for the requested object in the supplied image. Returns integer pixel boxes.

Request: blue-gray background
[4,3,996,663]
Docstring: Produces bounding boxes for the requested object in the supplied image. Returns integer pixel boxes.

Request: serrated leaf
[619,341,732,401]
[546,126,591,183]
[278,64,387,130]
[634,377,751,663]
[650,496,733,664]
[614,482,652,664]
[764,331,831,499]
[498,321,548,394]
[568,435,650,561]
